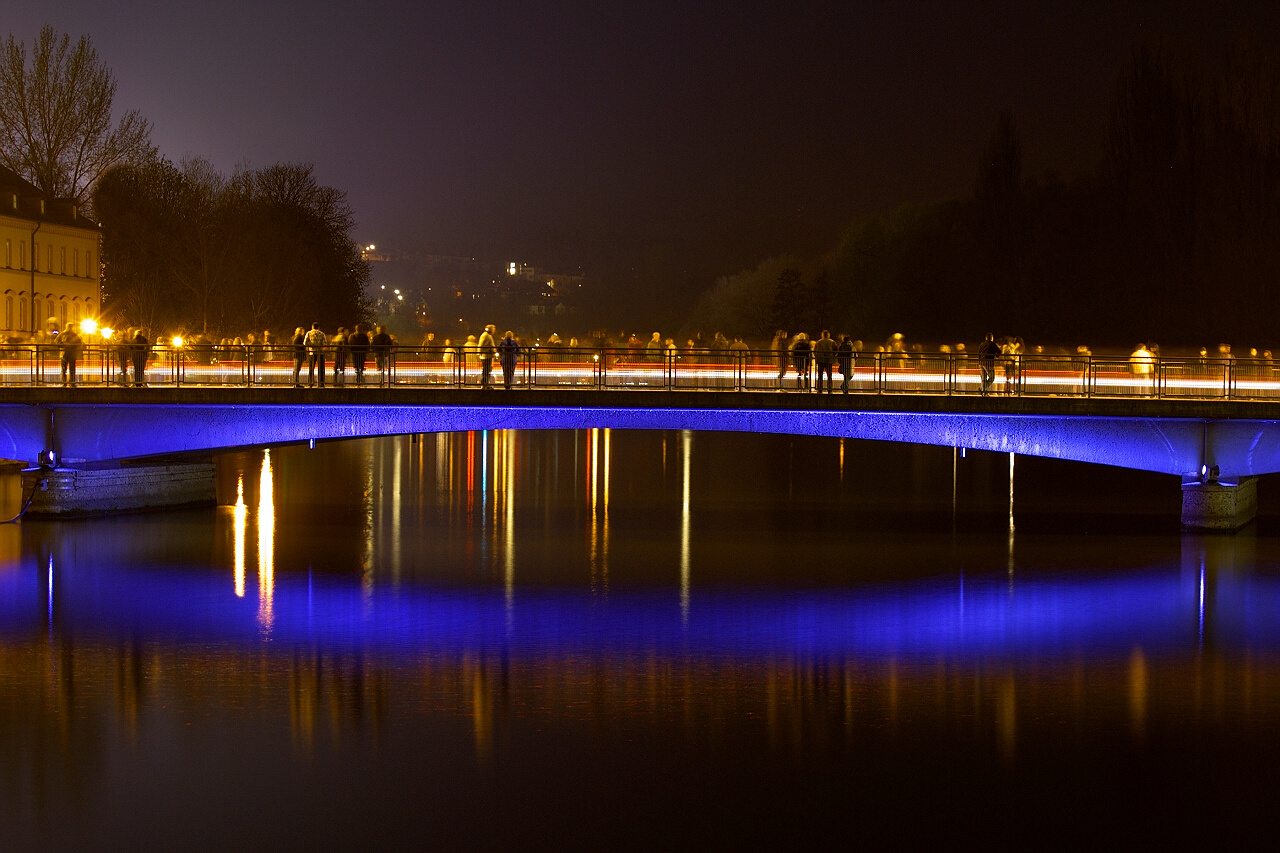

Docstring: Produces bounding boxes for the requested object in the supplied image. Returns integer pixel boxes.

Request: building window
[32,242,38,272]
[4,297,10,330]
[33,300,40,327]
[4,239,9,268]
[19,298,26,332]
[59,302,67,331]
[73,303,80,324]
[73,249,79,277]
[86,250,93,276]
[47,245,52,274]
[17,241,23,270]
[60,247,66,275]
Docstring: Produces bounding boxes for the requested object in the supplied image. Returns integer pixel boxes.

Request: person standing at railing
[771,330,789,389]
[498,330,521,389]
[1002,336,1023,394]
[812,330,837,393]
[837,335,855,393]
[349,324,370,385]
[478,324,497,388]
[644,332,664,363]
[131,329,149,388]
[371,325,392,385]
[978,333,1000,396]
[791,333,812,391]
[290,327,306,387]
[1129,343,1155,395]
[305,323,327,388]
[331,327,348,386]
[58,327,82,387]
[115,330,133,385]
[729,335,749,386]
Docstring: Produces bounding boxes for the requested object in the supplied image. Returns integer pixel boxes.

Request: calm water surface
[2,430,1280,849]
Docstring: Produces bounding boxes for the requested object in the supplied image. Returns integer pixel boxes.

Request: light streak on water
[257,450,274,628]
[681,429,692,623]
[233,475,246,598]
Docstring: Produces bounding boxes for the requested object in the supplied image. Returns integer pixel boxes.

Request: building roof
[0,164,98,229]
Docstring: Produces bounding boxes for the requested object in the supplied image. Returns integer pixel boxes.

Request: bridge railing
[8,344,1280,401]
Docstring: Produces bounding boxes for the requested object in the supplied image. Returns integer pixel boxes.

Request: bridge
[2,375,1280,527]
[4,346,1280,526]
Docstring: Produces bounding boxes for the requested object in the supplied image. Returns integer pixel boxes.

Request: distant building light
[509,262,517,275]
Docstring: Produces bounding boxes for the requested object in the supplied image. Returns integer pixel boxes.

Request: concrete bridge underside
[1,389,1279,526]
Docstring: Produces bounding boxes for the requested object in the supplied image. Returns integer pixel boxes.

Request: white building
[0,166,102,335]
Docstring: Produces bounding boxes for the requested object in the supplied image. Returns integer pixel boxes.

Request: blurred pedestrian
[645,332,663,362]
[131,328,149,387]
[791,333,812,390]
[59,327,82,386]
[977,333,1000,396]
[305,322,327,387]
[331,326,348,386]
[771,330,789,388]
[349,324,370,384]
[291,326,305,386]
[813,330,837,393]
[371,325,392,385]
[478,324,497,388]
[837,335,855,393]
[498,330,521,389]
[1129,343,1155,395]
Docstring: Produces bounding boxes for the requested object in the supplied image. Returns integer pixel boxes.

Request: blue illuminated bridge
[1,386,1279,527]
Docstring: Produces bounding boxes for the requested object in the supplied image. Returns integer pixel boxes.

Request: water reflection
[258,449,275,630]
[3,433,1280,845]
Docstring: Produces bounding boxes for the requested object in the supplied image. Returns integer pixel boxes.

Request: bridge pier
[20,462,216,517]
[1181,477,1257,532]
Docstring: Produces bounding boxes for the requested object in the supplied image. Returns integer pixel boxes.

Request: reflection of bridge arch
[3,533,1274,659]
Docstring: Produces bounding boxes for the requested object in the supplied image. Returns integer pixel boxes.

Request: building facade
[0,166,101,336]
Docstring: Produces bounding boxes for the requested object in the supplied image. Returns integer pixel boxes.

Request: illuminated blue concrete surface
[1,396,1279,481]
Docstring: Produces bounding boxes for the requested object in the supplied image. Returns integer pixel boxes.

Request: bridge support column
[20,462,216,517]
[1181,477,1257,531]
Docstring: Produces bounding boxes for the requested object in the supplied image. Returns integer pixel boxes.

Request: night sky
[14,1,1280,295]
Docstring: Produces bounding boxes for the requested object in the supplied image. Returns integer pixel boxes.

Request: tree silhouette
[0,26,154,207]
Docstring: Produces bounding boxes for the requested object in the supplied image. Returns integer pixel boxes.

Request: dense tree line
[94,158,371,335]
[688,39,1280,350]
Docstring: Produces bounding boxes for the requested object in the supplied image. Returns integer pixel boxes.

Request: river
[1,430,1278,848]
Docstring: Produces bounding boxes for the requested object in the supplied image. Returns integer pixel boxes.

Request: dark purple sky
[15,1,1280,290]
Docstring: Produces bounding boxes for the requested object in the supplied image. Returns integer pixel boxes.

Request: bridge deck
[2,385,1280,420]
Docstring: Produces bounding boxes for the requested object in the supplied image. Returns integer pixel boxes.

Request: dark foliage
[95,159,371,336]
[689,38,1280,351]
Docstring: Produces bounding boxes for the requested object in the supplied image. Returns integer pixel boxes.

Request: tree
[95,159,372,336]
[0,25,154,205]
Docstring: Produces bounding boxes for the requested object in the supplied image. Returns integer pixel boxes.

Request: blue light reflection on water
[3,557,1278,659]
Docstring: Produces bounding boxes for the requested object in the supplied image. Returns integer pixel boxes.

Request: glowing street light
[172,336,184,348]
[79,318,98,336]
